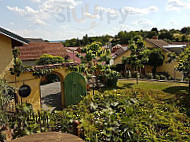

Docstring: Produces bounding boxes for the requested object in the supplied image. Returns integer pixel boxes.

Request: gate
[64,72,86,107]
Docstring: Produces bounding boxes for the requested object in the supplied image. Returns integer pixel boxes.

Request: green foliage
[155,74,160,80]
[78,89,190,141]
[63,34,112,47]
[0,79,14,129]
[9,48,24,77]
[32,68,55,77]
[125,70,132,78]
[123,35,149,69]
[0,79,14,141]
[0,79,14,110]
[63,26,190,47]
[123,35,149,84]
[167,46,190,91]
[36,54,64,65]
[146,73,153,79]
[159,30,174,40]
[77,42,119,88]
[147,48,165,75]
[181,27,190,35]
[2,88,190,141]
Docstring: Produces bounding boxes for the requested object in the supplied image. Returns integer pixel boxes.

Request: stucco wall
[113,41,183,79]
[0,34,13,78]
[22,60,36,66]
[5,67,69,111]
[157,53,182,79]
[114,50,131,65]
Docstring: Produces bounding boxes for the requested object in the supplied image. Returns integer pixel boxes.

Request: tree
[151,27,158,33]
[147,48,165,77]
[181,27,190,35]
[36,54,64,65]
[167,46,190,93]
[159,31,174,40]
[77,42,119,88]
[123,35,149,84]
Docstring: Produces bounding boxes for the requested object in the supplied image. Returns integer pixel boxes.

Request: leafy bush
[155,75,160,80]
[160,74,167,80]
[125,70,131,78]
[146,73,153,79]
[101,69,120,88]
[139,73,145,79]
[156,72,170,79]
[36,54,64,65]
[3,89,190,141]
[67,89,190,141]
[168,76,173,80]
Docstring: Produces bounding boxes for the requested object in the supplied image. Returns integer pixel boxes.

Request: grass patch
[117,79,188,95]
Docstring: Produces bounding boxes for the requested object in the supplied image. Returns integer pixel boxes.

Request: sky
[0,0,190,40]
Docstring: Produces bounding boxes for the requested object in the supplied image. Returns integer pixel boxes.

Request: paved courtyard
[40,82,62,111]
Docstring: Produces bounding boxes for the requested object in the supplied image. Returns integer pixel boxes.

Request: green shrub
[4,89,190,142]
[125,70,131,78]
[168,76,173,80]
[140,73,145,79]
[36,54,64,65]
[155,75,160,80]
[160,74,167,80]
[103,70,120,87]
[146,73,153,79]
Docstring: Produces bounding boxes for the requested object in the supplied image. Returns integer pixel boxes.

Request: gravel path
[40,82,62,111]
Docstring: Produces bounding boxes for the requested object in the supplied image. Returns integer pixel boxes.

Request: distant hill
[49,40,66,43]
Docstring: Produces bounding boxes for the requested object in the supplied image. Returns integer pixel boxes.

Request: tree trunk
[189,80,190,94]
[136,71,139,84]
[152,66,157,78]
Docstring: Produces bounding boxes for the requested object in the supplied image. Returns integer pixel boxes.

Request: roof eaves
[0,27,29,44]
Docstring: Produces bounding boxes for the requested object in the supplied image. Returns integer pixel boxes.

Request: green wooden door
[64,72,86,107]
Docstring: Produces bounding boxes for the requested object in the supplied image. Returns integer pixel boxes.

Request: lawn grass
[117,79,188,95]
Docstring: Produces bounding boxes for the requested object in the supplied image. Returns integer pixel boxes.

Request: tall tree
[151,27,158,33]
[77,42,119,87]
[147,48,165,77]
[167,46,190,93]
[123,35,149,84]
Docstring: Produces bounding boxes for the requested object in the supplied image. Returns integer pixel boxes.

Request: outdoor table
[9,132,84,142]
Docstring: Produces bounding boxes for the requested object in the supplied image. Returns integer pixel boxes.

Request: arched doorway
[40,73,63,111]
[64,72,87,107]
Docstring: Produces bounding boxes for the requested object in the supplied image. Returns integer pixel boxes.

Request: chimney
[152,36,158,40]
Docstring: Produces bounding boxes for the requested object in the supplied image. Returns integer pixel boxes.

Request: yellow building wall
[0,34,13,78]
[5,67,69,111]
[114,41,183,79]
[114,50,131,65]
[144,41,155,48]
[157,52,182,79]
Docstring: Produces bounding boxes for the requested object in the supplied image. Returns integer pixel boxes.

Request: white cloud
[7,0,82,25]
[167,0,190,10]
[84,12,100,19]
[121,6,158,15]
[132,19,153,30]
[7,6,48,25]
[97,6,119,17]
[10,22,14,26]
[30,0,41,3]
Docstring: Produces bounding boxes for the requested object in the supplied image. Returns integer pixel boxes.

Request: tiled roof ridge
[144,39,170,52]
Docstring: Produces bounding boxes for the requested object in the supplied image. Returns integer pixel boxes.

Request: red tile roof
[66,47,81,53]
[18,42,66,60]
[65,52,85,64]
[145,39,170,52]
[171,42,190,46]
